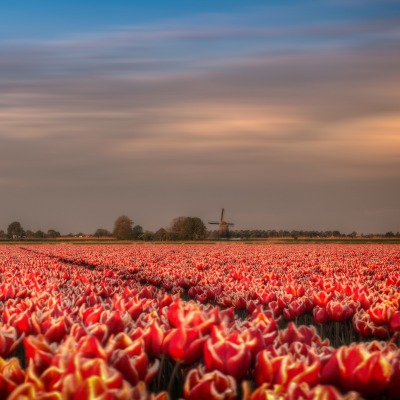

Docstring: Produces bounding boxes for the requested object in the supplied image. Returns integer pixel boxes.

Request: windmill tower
[208,208,234,238]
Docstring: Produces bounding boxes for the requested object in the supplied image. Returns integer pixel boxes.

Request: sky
[1,0,399,235]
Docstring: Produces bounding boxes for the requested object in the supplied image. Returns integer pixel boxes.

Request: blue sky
[0,1,399,234]
[1,1,267,39]
[2,1,399,40]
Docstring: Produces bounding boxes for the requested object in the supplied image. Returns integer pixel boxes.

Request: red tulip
[313,306,329,324]
[8,311,33,335]
[240,327,265,362]
[204,326,251,381]
[368,303,394,325]
[110,349,159,386]
[310,384,361,400]
[24,335,55,374]
[39,366,64,392]
[106,332,139,354]
[167,299,185,328]
[356,292,371,310]
[82,305,104,326]
[326,301,353,321]
[353,312,374,338]
[59,356,130,399]
[242,383,272,400]
[287,298,307,318]
[276,322,305,345]
[298,325,327,346]
[254,351,274,386]
[99,310,126,336]
[371,324,389,340]
[251,312,278,346]
[67,375,126,400]
[0,325,22,358]
[131,381,168,400]
[86,323,109,344]
[129,325,153,358]
[0,357,26,398]
[164,326,207,364]
[6,383,38,400]
[184,367,237,400]
[313,291,333,307]
[321,344,392,397]
[76,335,107,360]
[389,311,400,332]
[275,354,320,389]
[43,317,70,343]
[149,320,168,358]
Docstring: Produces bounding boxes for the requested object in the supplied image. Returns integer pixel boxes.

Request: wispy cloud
[0,4,399,232]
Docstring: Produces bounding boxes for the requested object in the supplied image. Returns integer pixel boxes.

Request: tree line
[1,216,399,241]
[0,215,207,241]
[0,221,61,240]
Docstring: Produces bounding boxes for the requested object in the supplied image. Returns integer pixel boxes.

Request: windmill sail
[208,208,234,238]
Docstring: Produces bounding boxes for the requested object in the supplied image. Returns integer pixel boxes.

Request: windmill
[208,208,234,238]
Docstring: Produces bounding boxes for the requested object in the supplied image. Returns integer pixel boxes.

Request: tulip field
[1,244,400,399]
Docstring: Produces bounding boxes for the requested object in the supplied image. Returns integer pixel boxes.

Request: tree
[34,230,46,238]
[169,217,207,240]
[7,221,24,239]
[154,228,168,241]
[142,230,154,241]
[132,225,144,240]
[113,215,134,240]
[94,228,111,238]
[25,230,35,238]
[47,229,61,238]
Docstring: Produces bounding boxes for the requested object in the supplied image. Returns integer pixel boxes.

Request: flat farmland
[1,244,399,399]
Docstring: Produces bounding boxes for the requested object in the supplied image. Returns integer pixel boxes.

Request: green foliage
[132,225,144,240]
[34,230,46,238]
[113,215,134,240]
[47,229,61,238]
[94,228,111,238]
[154,228,168,241]
[169,216,206,240]
[142,230,154,241]
[7,221,24,238]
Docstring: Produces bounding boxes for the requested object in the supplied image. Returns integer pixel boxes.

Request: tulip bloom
[24,335,56,375]
[240,327,265,363]
[110,349,159,386]
[313,306,329,325]
[313,291,333,307]
[310,384,361,400]
[321,344,392,397]
[43,317,70,343]
[326,301,353,322]
[276,322,306,345]
[254,350,320,390]
[368,303,394,325]
[254,351,275,386]
[184,367,237,400]
[251,312,279,346]
[274,354,320,389]
[389,311,400,332]
[204,326,251,381]
[0,325,23,359]
[0,357,26,398]
[76,335,108,360]
[164,326,207,365]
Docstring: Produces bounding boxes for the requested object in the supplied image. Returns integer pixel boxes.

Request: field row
[0,244,399,399]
